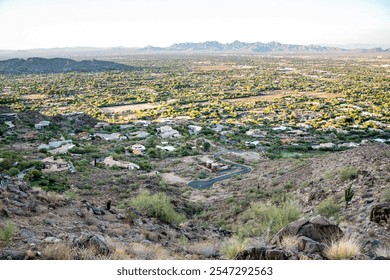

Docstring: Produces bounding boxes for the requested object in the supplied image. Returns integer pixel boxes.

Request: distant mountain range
[0,41,389,60]
[0,57,132,74]
[154,40,345,52]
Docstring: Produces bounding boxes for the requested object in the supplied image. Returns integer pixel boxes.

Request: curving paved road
[188,150,252,189]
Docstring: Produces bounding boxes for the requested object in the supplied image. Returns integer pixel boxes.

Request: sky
[0,0,389,50]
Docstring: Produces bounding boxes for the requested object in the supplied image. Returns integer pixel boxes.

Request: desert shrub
[129,191,185,224]
[137,160,152,171]
[220,237,248,260]
[44,191,65,205]
[0,222,18,245]
[8,167,20,177]
[197,171,208,179]
[324,237,361,260]
[64,189,79,200]
[380,188,390,202]
[25,169,42,181]
[339,167,358,181]
[316,198,341,219]
[237,200,302,238]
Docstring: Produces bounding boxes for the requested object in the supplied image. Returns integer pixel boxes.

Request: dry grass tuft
[41,243,72,260]
[220,237,248,260]
[187,241,219,259]
[324,237,361,260]
[106,247,132,260]
[44,192,65,205]
[129,243,171,260]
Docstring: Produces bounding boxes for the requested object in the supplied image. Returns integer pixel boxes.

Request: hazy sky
[0,0,389,49]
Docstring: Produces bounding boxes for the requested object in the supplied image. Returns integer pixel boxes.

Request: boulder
[0,250,27,260]
[370,202,390,224]
[271,216,343,245]
[234,246,287,260]
[73,233,112,255]
[265,249,286,260]
[234,247,268,260]
[297,236,325,254]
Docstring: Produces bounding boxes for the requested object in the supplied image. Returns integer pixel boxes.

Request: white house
[157,126,181,139]
[156,145,176,152]
[311,143,336,150]
[49,143,76,155]
[95,133,124,141]
[131,144,146,155]
[102,156,140,170]
[35,121,50,129]
[42,157,71,172]
[188,125,202,135]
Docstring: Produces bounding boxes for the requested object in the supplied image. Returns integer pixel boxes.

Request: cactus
[344,185,354,209]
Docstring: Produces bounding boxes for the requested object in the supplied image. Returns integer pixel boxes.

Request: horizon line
[1,40,390,52]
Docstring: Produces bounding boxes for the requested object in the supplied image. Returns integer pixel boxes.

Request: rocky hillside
[0,143,389,260]
[0,57,132,74]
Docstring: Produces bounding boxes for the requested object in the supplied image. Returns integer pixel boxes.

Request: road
[188,150,252,189]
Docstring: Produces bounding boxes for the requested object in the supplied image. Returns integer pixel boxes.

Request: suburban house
[202,160,229,172]
[156,145,176,152]
[49,143,76,155]
[102,156,140,170]
[212,124,228,132]
[157,125,181,139]
[94,122,110,129]
[35,120,50,129]
[311,143,336,150]
[128,131,150,139]
[119,124,134,130]
[38,140,73,150]
[134,120,151,127]
[4,121,15,128]
[131,144,146,155]
[42,157,71,172]
[188,125,202,135]
[0,113,18,122]
[95,133,126,141]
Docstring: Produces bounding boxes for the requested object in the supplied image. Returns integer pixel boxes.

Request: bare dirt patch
[224,151,266,163]
[20,94,46,100]
[100,99,177,114]
[161,172,188,185]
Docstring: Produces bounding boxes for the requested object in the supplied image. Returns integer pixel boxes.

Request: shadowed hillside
[0,57,133,74]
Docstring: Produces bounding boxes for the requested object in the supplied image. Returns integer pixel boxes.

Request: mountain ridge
[1,41,389,59]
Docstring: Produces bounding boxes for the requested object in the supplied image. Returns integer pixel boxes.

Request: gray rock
[265,249,286,260]
[370,202,390,224]
[74,233,112,255]
[235,246,290,260]
[0,250,27,260]
[271,216,343,245]
[92,207,105,215]
[234,247,268,260]
[9,200,24,207]
[297,236,325,254]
